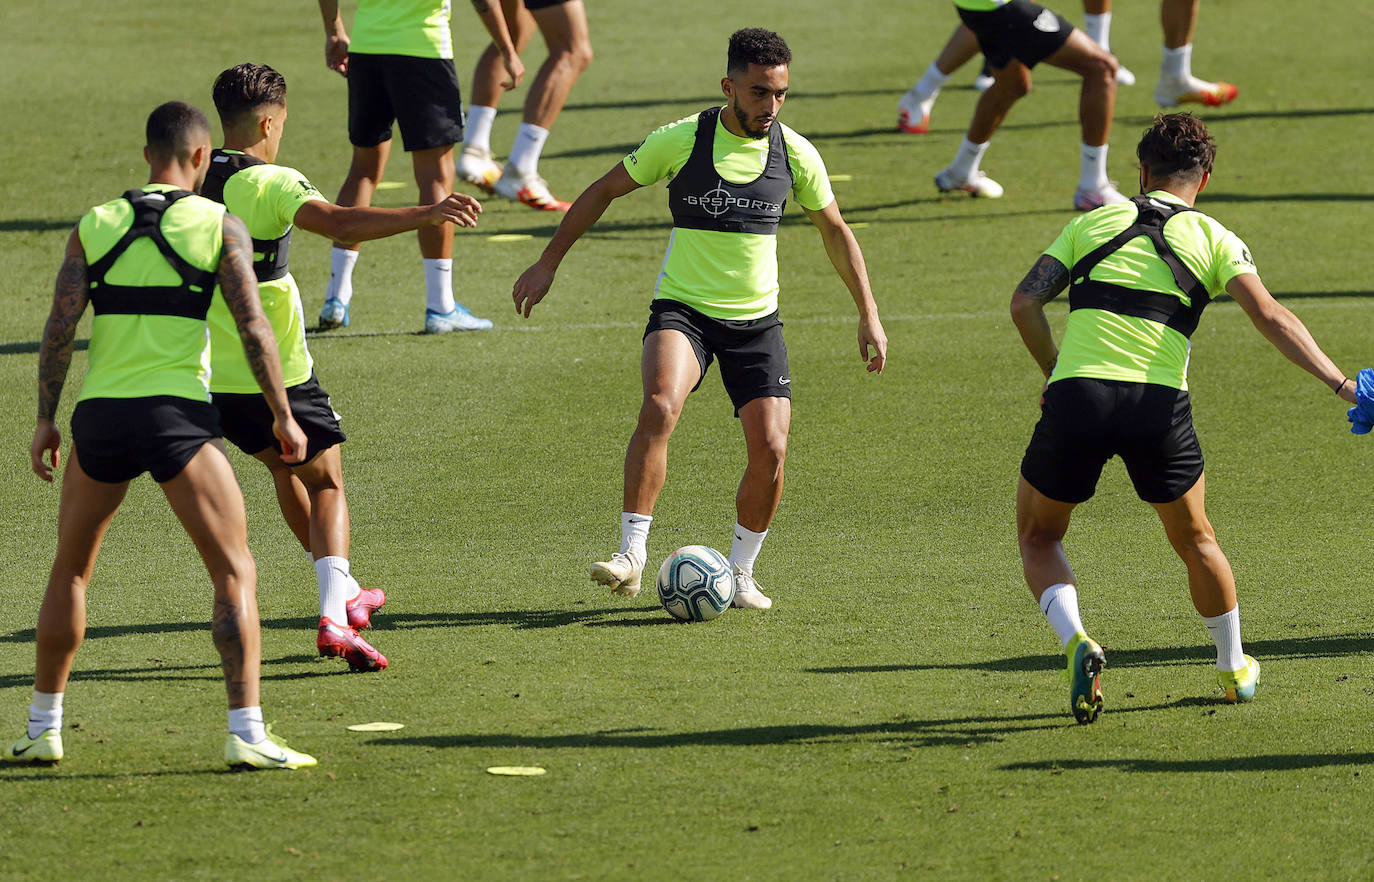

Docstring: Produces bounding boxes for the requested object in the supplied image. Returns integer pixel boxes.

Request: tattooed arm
[470,0,524,89]
[217,213,307,462]
[31,229,89,480]
[1009,254,1070,380]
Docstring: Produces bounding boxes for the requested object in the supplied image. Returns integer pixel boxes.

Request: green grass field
[2,0,1373,878]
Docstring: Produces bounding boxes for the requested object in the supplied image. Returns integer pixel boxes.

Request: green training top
[77,185,225,402]
[205,154,326,393]
[1044,190,1257,391]
[352,0,452,59]
[622,110,834,321]
[952,0,1010,10]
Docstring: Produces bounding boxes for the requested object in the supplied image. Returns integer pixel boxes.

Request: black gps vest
[201,149,293,282]
[1068,195,1209,338]
[86,189,216,321]
[667,107,793,235]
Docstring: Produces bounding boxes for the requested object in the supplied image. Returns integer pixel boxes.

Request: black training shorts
[524,0,574,8]
[347,53,464,151]
[957,0,1073,71]
[213,374,346,464]
[72,396,221,484]
[644,298,790,416]
[1020,377,1204,504]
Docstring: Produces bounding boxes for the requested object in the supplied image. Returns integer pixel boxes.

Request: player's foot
[974,63,995,92]
[1073,182,1128,212]
[896,88,936,134]
[1066,633,1105,724]
[731,568,773,610]
[3,729,62,765]
[590,550,645,598]
[346,586,387,630]
[1153,75,1238,108]
[457,145,503,194]
[935,167,1004,199]
[1218,655,1260,703]
[317,617,389,672]
[424,304,494,334]
[225,728,317,771]
[493,166,571,212]
[318,297,350,330]
[1116,64,1136,86]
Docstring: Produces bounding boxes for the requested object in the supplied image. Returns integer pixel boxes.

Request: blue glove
[1345,368,1374,434]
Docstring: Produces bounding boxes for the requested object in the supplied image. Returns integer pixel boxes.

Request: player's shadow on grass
[1002,753,1374,774]
[0,218,78,233]
[0,338,88,356]
[804,632,1374,675]
[0,653,362,690]
[379,605,673,630]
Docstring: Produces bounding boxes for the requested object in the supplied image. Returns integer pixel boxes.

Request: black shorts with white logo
[1020,377,1204,504]
[643,298,790,416]
[213,374,346,464]
[957,0,1073,71]
[72,396,221,484]
[347,53,464,151]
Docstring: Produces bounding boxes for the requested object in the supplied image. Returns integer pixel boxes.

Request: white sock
[619,512,652,561]
[228,706,267,744]
[508,123,550,176]
[465,105,497,153]
[315,555,352,625]
[423,257,455,314]
[729,524,768,575]
[1083,12,1110,51]
[1079,142,1109,191]
[1038,583,1086,649]
[343,570,362,603]
[1203,607,1245,671]
[913,61,950,98]
[948,136,990,181]
[327,247,359,306]
[1162,43,1192,80]
[28,691,63,739]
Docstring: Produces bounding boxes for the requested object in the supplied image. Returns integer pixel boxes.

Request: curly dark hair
[727,28,791,77]
[1137,113,1216,184]
[212,63,287,127]
[145,101,209,161]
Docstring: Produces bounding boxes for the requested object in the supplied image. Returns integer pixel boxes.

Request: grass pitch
[1,0,1373,879]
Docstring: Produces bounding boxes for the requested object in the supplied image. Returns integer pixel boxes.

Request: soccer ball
[657,546,735,622]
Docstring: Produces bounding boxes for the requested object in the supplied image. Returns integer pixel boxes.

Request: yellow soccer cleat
[225,727,317,771]
[1218,655,1260,703]
[1066,633,1106,724]
[3,729,63,765]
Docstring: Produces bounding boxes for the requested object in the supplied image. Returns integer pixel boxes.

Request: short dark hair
[212,63,287,127]
[145,101,210,162]
[727,28,791,77]
[1137,113,1216,184]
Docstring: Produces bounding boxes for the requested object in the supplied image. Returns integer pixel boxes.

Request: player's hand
[1338,376,1359,405]
[431,193,483,228]
[31,419,61,482]
[512,260,555,318]
[501,52,526,90]
[273,416,308,464]
[858,315,887,374]
[325,34,350,76]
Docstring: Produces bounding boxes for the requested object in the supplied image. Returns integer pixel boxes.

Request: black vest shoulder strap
[86,189,217,321]
[201,149,293,282]
[1067,195,1211,338]
[667,107,793,235]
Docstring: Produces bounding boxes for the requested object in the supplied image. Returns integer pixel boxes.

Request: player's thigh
[1016,475,1077,541]
[159,442,253,577]
[1042,27,1114,76]
[1149,472,1216,547]
[642,329,704,407]
[738,396,791,460]
[290,443,344,494]
[51,448,129,580]
[531,0,590,54]
[504,0,539,49]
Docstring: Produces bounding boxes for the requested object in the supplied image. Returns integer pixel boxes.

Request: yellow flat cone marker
[375,182,405,191]
[849,222,870,228]
[486,766,546,776]
[488,234,533,243]
[829,174,853,182]
[346,722,405,732]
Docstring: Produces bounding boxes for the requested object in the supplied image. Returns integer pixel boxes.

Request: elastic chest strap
[202,150,292,282]
[1068,195,1209,338]
[669,107,791,235]
[87,189,217,320]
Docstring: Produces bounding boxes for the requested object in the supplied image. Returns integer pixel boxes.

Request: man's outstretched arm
[1010,254,1070,379]
[293,192,482,245]
[802,200,886,373]
[1226,272,1356,403]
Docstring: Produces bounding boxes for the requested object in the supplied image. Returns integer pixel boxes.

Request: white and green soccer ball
[657,546,735,622]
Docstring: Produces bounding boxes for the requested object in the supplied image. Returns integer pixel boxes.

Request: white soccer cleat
[1073,182,1128,212]
[224,729,317,771]
[1116,64,1136,86]
[1154,75,1238,108]
[493,166,571,212]
[730,568,773,610]
[457,145,502,194]
[590,551,645,598]
[935,167,1004,199]
[896,88,937,134]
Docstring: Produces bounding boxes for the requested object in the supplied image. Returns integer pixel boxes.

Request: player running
[1010,113,1355,723]
[513,28,887,609]
[205,63,483,672]
[5,102,315,770]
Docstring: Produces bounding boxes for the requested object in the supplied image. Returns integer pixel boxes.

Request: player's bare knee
[637,395,683,437]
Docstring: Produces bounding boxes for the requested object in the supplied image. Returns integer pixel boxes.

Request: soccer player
[205,64,484,672]
[1154,0,1238,108]
[457,0,593,211]
[933,0,1124,210]
[316,0,523,333]
[4,102,315,770]
[513,28,887,609]
[1010,113,1356,723]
